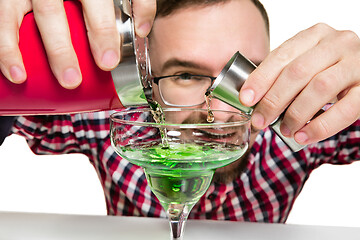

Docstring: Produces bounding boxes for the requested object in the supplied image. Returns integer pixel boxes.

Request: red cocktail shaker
[0,0,151,115]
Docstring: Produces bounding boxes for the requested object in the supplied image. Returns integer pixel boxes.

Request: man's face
[149,0,270,183]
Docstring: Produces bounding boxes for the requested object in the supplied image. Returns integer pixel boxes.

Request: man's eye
[172,74,208,83]
[178,73,192,80]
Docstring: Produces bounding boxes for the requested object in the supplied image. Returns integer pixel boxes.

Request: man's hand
[240,23,360,145]
[0,0,156,89]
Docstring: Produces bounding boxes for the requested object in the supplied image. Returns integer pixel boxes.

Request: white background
[0,0,360,227]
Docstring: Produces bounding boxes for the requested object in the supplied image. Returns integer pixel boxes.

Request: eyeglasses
[153,73,216,107]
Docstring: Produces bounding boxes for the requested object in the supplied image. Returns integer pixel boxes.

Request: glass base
[165,203,192,240]
[170,220,185,239]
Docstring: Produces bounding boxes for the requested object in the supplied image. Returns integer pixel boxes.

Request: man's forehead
[149,0,269,75]
[159,58,212,73]
[152,0,268,39]
[155,0,232,18]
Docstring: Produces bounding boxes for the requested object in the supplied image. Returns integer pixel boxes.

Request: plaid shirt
[10,110,360,222]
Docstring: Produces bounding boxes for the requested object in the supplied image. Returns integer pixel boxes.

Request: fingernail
[252,112,265,129]
[295,131,308,144]
[62,67,81,88]
[280,123,291,137]
[240,89,255,106]
[101,50,119,69]
[10,65,26,83]
[136,22,151,37]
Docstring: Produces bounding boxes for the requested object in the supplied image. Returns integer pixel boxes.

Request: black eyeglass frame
[151,73,217,107]
[152,73,216,84]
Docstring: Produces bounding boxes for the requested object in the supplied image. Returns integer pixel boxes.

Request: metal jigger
[111,0,153,107]
[208,51,306,152]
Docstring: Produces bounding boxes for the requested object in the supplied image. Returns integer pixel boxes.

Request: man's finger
[294,86,360,145]
[133,0,156,37]
[32,0,81,89]
[81,0,119,71]
[255,30,347,131]
[240,23,335,108]
[0,1,29,83]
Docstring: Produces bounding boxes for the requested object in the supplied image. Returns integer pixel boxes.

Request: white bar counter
[0,211,359,240]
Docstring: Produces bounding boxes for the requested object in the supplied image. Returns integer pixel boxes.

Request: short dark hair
[156,0,269,36]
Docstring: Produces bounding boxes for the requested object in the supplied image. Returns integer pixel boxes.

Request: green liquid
[145,168,213,207]
[115,141,248,206]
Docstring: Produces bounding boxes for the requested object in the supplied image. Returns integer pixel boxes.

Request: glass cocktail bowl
[110,108,250,239]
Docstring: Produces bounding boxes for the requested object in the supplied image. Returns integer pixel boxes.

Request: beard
[212,125,260,184]
[212,150,250,184]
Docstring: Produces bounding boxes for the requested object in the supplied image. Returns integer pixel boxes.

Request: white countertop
[0,211,359,240]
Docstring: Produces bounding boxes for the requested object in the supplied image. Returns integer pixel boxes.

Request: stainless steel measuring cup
[111,0,153,106]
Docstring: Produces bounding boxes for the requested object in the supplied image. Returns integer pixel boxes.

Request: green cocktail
[115,141,248,212]
[110,108,250,240]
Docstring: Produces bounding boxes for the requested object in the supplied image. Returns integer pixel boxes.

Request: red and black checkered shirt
[11,110,360,222]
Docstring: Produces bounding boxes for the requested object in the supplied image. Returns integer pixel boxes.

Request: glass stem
[166,203,191,240]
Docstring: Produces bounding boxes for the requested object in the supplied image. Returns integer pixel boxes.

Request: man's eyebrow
[161,58,211,73]
[161,57,262,73]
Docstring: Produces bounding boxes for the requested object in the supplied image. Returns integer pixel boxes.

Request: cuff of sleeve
[0,116,15,145]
